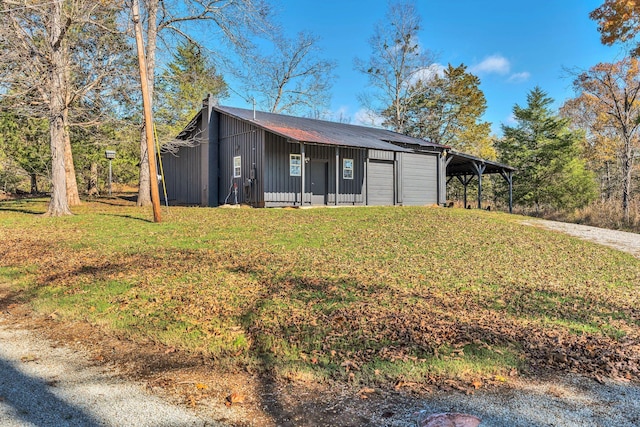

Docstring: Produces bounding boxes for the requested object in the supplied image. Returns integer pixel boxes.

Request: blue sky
[224,0,627,135]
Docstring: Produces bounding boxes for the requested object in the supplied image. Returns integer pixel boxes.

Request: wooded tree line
[357,0,640,221]
[1,1,639,223]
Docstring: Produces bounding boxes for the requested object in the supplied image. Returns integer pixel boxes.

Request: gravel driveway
[0,325,215,427]
[521,219,640,258]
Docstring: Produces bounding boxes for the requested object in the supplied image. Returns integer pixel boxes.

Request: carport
[444,150,516,213]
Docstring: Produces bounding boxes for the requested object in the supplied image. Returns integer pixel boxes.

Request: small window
[233,156,241,178]
[343,158,354,180]
[290,154,301,176]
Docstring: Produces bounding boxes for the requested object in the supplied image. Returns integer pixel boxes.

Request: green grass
[2,198,639,387]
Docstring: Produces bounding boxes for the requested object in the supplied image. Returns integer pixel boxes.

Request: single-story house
[161,95,515,210]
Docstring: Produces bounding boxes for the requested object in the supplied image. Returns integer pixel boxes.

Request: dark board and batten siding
[263,135,366,207]
[263,135,301,205]
[218,114,265,206]
[162,117,203,205]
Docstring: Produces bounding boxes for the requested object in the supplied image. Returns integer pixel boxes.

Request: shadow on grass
[0,198,47,215]
[0,206,43,215]
[98,213,155,224]
[92,195,137,207]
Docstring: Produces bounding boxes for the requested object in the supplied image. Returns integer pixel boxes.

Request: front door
[309,161,328,205]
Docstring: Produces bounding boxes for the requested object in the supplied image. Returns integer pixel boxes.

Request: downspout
[301,142,306,205]
[335,146,339,206]
[365,155,369,205]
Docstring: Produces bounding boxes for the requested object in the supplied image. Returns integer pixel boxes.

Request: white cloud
[354,108,385,128]
[508,72,531,83]
[326,106,352,123]
[410,63,446,85]
[470,55,511,75]
[504,113,517,126]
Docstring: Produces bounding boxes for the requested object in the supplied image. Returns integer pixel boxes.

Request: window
[233,156,241,178]
[290,154,301,176]
[343,158,354,179]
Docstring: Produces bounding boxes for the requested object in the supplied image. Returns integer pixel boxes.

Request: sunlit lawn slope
[1,198,639,387]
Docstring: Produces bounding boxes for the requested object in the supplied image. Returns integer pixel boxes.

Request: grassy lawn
[1,198,639,389]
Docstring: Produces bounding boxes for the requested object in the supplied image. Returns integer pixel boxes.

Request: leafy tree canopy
[399,63,495,159]
[497,87,597,210]
[155,40,228,139]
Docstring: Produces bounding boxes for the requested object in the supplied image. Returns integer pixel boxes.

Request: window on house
[343,158,354,179]
[233,156,241,178]
[290,154,301,176]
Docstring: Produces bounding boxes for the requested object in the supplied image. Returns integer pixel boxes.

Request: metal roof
[176,105,514,176]
[446,150,516,176]
[214,105,448,153]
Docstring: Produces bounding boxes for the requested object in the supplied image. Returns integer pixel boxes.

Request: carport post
[455,174,474,209]
[500,169,514,214]
[472,161,486,209]
[509,172,513,213]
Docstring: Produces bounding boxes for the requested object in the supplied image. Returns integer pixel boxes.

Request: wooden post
[508,171,513,214]
[472,161,486,209]
[500,169,514,214]
[132,0,162,223]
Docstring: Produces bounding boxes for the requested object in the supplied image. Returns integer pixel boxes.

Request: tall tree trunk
[136,0,158,207]
[63,59,81,206]
[605,161,611,201]
[64,122,81,205]
[621,140,633,223]
[46,0,72,217]
[30,173,38,194]
[88,161,99,197]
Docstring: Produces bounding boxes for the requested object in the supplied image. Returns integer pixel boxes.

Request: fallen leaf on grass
[187,395,198,407]
[358,387,376,399]
[225,392,245,406]
[340,360,359,372]
[195,383,208,390]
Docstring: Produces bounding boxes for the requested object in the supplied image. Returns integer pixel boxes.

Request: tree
[131,0,273,206]
[242,31,336,114]
[561,93,620,201]
[401,64,495,158]
[355,0,435,133]
[0,0,131,215]
[566,57,640,220]
[155,40,227,138]
[0,112,50,193]
[590,0,640,56]
[497,87,597,211]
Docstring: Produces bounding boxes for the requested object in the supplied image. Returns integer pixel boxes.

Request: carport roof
[214,105,448,153]
[446,150,516,176]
